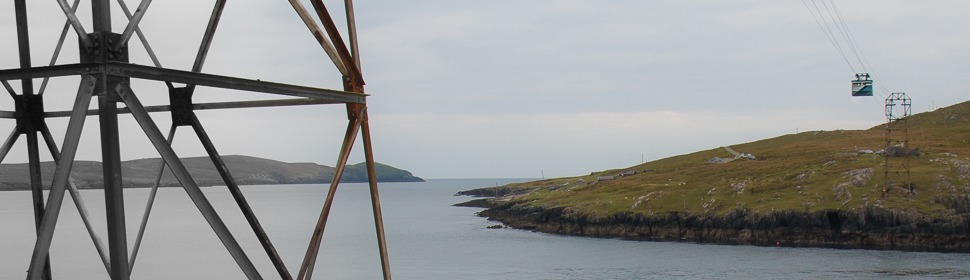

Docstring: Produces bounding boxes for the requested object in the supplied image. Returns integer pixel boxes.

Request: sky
[0,0,968,179]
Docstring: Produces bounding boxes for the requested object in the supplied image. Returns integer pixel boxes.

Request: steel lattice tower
[883,92,912,195]
[1,0,391,279]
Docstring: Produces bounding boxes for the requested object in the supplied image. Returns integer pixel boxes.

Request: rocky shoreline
[459,198,970,252]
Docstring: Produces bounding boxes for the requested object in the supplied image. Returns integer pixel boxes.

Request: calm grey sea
[2,179,970,279]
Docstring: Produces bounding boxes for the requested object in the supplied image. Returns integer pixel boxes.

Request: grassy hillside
[477,100,970,219]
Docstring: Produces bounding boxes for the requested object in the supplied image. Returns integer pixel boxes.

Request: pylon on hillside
[883,92,912,196]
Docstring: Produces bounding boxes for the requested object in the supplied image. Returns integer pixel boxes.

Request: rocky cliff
[471,200,970,252]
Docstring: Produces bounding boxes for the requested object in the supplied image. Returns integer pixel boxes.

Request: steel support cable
[116,0,173,90]
[26,75,97,280]
[128,125,177,273]
[801,0,854,72]
[38,0,82,96]
[820,0,894,96]
[809,0,854,72]
[829,0,896,101]
[821,0,867,73]
[39,126,112,273]
[803,0,887,100]
[115,83,262,280]
[827,0,868,73]
[297,106,365,280]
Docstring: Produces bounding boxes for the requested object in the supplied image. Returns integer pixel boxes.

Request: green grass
[485,100,970,219]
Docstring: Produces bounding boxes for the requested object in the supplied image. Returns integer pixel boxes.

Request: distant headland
[457,100,970,252]
[0,155,423,190]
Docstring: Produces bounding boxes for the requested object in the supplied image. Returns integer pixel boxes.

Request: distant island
[458,100,970,252]
[0,155,423,191]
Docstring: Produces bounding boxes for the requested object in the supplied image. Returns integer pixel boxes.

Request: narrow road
[723,146,742,159]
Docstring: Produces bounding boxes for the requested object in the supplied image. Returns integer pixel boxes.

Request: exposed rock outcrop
[477,202,970,252]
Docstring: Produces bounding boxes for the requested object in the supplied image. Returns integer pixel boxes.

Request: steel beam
[344,0,361,70]
[90,1,132,276]
[116,0,153,49]
[106,63,365,103]
[15,0,33,73]
[360,108,392,280]
[309,0,363,85]
[14,0,34,96]
[0,63,363,103]
[298,106,364,280]
[41,126,112,273]
[286,0,349,76]
[92,0,111,32]
[2,80,15,97]
[38,0,82,96]
[192,0,228,73]
[37,98,341,119]
[0,129,20,163]
[54,0,93,48]
[0,63,101,80]
[129,125,176,272]
[116,0,168,89]
[27,75,97,280]
[191,114,292,280]
[16,2,55,277]
[26,130,51,280]
[99,77,131,280]
[114,83,262,280]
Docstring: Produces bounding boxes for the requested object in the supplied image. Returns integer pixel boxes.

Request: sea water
[2,179,970,279]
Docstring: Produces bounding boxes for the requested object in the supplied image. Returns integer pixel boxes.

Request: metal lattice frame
[883,92,911,195]
[1,1,391,279]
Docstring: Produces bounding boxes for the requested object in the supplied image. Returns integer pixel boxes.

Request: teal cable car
[851,73,873,96]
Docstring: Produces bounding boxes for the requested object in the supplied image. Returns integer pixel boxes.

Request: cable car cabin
[851,73,873,96]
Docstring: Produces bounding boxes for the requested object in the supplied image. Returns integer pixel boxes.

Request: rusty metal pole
[298,107,364,280]
[344,0,361,69]
[360,108,392,280]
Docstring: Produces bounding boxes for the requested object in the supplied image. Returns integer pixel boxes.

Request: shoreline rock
[470,200,970,252]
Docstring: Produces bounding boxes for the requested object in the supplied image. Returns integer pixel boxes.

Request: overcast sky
[1,0,968,179]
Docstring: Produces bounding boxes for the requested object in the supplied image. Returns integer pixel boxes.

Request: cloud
[1,1,968,179]
[368,109,876,178]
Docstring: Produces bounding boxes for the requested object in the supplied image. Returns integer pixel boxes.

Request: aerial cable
[829,0,891,98]
[803,0,894,100]
[828,0,869,73]
[801,0,855,72]
[809,0,855,72]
